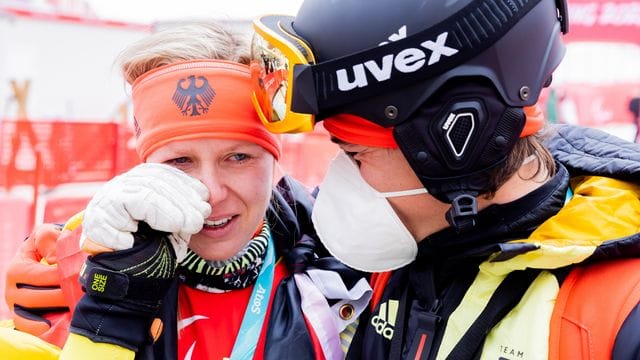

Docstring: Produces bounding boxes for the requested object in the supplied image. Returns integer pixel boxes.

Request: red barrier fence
[0,198,34,319]
[0,119,138,189]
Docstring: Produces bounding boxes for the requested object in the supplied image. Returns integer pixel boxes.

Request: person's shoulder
[544,124,640,154]
[544,124,640,180]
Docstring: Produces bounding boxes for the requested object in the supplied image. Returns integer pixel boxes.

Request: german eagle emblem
[172,75,216,116]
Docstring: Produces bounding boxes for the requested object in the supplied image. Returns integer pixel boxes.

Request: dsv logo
[370,299,399,340]
[336,32,458,91]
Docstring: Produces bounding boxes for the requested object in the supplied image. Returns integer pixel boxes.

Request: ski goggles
[251,14,419,134]
[251,14,437,134]
[250,15,316,133]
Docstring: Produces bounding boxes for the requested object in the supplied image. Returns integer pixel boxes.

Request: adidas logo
[370,299,399,340]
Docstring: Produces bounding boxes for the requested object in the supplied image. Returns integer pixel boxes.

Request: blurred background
[0,0,639,318]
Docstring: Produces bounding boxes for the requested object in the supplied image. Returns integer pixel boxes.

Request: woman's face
[146,138,275,261]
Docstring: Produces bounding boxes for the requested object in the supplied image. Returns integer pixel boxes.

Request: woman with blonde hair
[3,21,369,360]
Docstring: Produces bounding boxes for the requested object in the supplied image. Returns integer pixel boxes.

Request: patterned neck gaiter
[177,221,270,292]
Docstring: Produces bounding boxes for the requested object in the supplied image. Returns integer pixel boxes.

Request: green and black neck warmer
[177,221,271,292]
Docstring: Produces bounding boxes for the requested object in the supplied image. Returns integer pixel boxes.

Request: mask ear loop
[375,188,429,198]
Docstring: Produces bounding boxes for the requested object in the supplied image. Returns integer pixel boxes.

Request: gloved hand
[70,222,177,351]
[5,223,71,348]
[81,162,211,261]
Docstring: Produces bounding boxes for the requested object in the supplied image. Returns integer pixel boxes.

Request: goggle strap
[296,0,565,113]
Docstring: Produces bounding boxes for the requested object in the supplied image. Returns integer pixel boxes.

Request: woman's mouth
[204,216,234,229]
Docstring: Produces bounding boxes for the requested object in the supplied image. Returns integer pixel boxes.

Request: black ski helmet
[287,0,569,230]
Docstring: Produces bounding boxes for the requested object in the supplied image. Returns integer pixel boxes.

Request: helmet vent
[443,112,475,158]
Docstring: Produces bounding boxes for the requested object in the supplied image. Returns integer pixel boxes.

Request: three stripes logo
[370,299,399,340]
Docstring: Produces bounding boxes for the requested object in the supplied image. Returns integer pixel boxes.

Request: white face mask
[312,151,427,272]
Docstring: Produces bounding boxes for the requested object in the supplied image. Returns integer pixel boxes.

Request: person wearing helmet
[250,0,640,358]
[1,21,370,360]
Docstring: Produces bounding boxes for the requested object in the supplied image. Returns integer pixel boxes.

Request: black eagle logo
[172,75,216,116]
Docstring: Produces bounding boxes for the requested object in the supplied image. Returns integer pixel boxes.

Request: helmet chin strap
[393,83,525,232]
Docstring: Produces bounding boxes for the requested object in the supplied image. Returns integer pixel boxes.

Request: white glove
[81,163,212,261]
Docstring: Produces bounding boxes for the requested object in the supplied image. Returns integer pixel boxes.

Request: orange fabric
[521,105,545,137]
[132,60,281,161]
[4,223,75,347]
[176,260,289,360]
[548,259,640,360]
[27,312,72,349]
[324,104,544,148]
[13,224,87,347]
[5,224,66,310]
[368,272,392,311]
[323,114,398,148]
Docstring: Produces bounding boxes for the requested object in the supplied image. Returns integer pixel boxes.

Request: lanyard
[228,230,275,360]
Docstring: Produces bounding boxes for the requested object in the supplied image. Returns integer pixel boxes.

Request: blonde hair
[117,21,250,84]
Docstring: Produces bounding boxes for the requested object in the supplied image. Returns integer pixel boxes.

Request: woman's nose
[197,170,228,205]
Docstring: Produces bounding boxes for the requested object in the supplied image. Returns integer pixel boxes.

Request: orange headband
[323,104,545,147]
[323,114,398,148]
[132,60,281,161]
[520,105,545,137]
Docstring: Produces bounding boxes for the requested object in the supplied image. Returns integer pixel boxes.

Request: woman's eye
[230,153,249,162]
[165,157,190,165]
